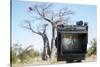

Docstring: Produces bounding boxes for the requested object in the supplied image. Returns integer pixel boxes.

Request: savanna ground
[11,39,96,67]
[12,55,96,67]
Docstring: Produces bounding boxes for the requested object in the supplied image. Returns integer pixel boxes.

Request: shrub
[87,38,96,56]
[11,44,40,64]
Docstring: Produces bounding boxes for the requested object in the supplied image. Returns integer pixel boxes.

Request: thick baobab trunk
[50,26,57,59]
[42,34,51,60]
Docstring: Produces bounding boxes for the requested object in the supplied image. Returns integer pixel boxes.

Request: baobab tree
[28,3,74,59]
[22,21,51,60]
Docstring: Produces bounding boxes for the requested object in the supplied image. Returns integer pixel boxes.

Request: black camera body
[56,23,88,62]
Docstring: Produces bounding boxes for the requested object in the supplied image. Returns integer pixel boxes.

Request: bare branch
[59,8,74,16]
[23,20,42,35]
[43,24,48,34]
[42,4,52,11]
[54,8,74,25]
[28,4,54,25]
[28,4,74,30]
[27,12,42,20]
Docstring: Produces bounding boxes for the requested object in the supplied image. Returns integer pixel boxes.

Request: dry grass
[12,55,96,67]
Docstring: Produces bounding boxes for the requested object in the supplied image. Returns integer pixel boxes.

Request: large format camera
[56,21,88,62]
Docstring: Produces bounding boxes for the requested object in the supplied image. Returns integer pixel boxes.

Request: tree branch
[28,4,74,27]
[54,8,74,25]
[23,21,42,35]
[43,24,48,34]
[28,4,54,25]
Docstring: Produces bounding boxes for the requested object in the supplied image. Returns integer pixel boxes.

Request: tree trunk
[50,26,57,59]
[42,34,51,60]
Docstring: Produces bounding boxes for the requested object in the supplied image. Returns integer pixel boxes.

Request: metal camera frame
[56,23,88,63]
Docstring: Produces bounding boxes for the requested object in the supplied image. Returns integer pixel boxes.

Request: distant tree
[23,21,51,60]
[28,3,74,59]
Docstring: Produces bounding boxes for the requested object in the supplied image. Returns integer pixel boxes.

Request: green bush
[87,38,96,56]
[11,44,40,64]
[11,48,18,64]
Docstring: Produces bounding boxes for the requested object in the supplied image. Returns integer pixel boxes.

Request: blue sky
[12,1,96,52]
